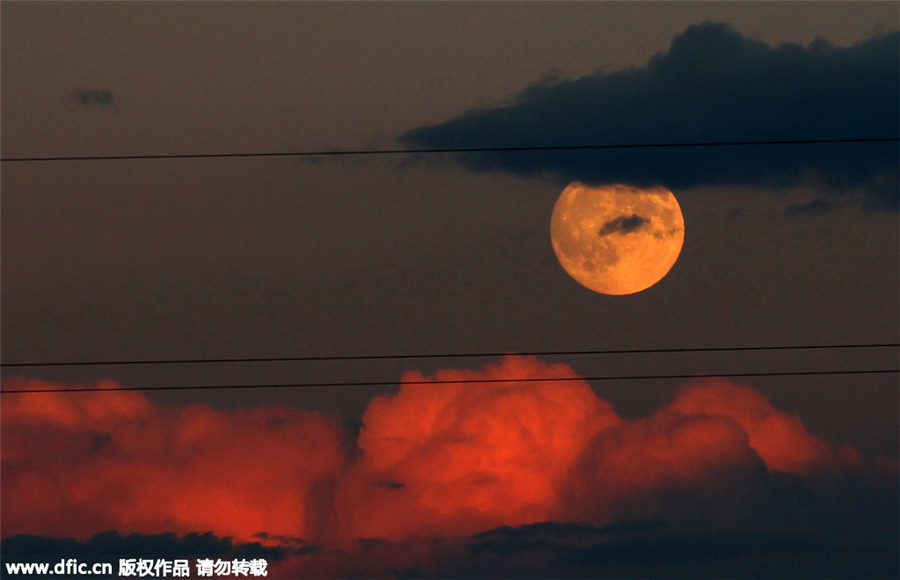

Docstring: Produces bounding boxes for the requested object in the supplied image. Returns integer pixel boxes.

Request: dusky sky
[2,2,898,578]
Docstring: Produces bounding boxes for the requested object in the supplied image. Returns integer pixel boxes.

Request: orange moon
[550,182,685,295]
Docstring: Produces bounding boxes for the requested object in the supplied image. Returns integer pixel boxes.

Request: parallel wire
[1,369,896,395]
[2,343,897,369]
[1,137,896,163]
[3,139,897,393]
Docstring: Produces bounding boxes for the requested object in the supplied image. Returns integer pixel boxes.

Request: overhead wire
[2,342,897,368]
[2,137,896,393]
[1,137,896,163]
[1,368,896,395]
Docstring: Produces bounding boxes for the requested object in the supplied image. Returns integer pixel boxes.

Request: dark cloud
[785,199,834,216]
[462,521,823,578]
[468,519,669,555]
[72,89,115,108]
[447,511,895,578]
[598,214,647,235]
[252,532,314,549]
[400,22,899,211]
[1,531,288,560]
[269,513,897,579]
[375,480,407,489]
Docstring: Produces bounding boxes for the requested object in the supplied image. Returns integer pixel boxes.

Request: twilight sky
[2,2,898,578]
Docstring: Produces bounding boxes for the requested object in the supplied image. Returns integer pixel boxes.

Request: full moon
[550,182,684,295]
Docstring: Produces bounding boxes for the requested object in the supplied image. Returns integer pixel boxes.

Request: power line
[1,368,896,395]
[2,343,896,369]
[1,137,896,163]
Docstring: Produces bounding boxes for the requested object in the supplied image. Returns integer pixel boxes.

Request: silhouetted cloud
[400,22,899,211]
[1,531,287,560]
[251,532,317,554]
[375,480,407,489]
[268,514,897,579]
[467,519,669,555]
[785,199,834,216]
[72,89,115,108]
[598,214,647,235]
[464,521,822,577]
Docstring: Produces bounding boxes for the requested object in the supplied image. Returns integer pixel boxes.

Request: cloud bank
[2,357,897,577]
[400,22,899,211]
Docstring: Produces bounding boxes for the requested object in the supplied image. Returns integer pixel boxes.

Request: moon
[550,182,684,295]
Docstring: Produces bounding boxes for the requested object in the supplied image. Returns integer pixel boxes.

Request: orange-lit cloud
[334,356,620,540]
[2,359,892,564]
[670,379,862,473]
[562,408,772,527]
[1,377,346,542]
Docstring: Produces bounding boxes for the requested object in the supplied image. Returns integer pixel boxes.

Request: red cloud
[2,359,890,561]
[334,356,620,540]
[670,379,862,473]
[1,377,346,542]
[562,409,772,527]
